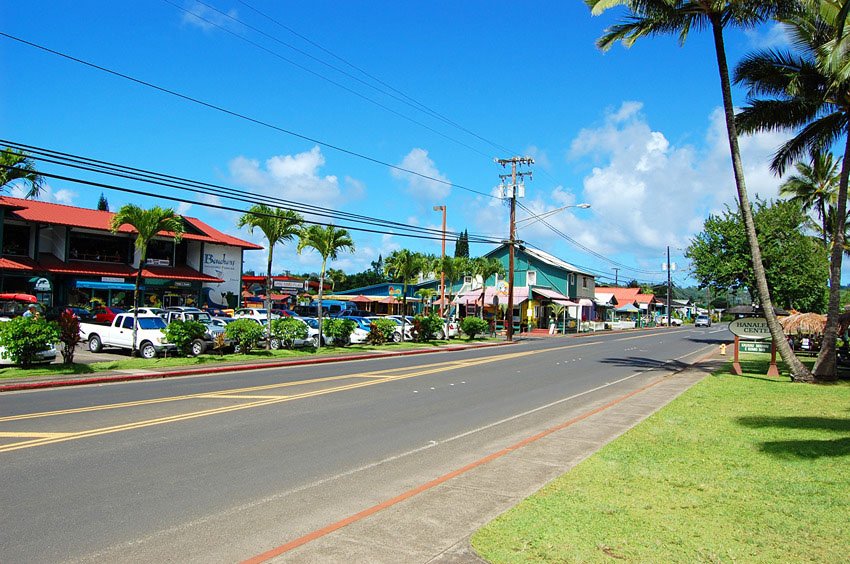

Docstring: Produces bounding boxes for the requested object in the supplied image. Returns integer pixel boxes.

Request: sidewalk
[256,352,725,563]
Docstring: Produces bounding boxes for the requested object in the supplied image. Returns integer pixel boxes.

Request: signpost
[727,317,778,377]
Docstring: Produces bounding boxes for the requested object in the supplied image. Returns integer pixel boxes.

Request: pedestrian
[22,304,39,319]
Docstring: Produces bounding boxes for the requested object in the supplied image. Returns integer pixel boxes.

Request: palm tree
[779,151,839,250]
[586,0,811,381]
[111,205,185,356]
[238,205,303,347]
[471,257,506,318]
[734,5,848,381]
[1,147,43,198]
[415,288,436,314]
[384,250,426,336]
[297,225,354,349]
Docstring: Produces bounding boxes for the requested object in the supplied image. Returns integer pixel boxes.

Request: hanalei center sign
[728,317,771,340]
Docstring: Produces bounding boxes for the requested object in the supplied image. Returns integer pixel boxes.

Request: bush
[0,317,59,367]
[367,318,397,345]
[270,317,309,349]
[162,320,207,356]
[413,314,443,342]
[225,318,265,354]
[323,318,356,346]
[460,316,489,340]
[57,310,82,364]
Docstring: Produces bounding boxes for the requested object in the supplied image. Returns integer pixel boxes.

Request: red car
[92,306,126,324]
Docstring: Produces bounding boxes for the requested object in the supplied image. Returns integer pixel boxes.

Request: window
[122,317,134,329]
[526,271,537,287]
[463,275,473,284]
[2,224,30,256]
[582,276,588,289]
[69,233,127,263]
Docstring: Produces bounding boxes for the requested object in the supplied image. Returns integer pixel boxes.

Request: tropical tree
[415,287,436,313]
[779,151,839,249]
[297,225,354,349]
[586,0,811,381]
[238,205,303,348]
[326,268,347,292]
[0,147,43,198]
[471,257,506,318]
[734,3,849,380]
[111,204,185,356]
[97,193,110,212]
[384,249,426,336]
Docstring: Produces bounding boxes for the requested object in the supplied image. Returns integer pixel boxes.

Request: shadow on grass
[737,415,850,459]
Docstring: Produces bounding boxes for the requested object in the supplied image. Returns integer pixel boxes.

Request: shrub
[0,317,59,367]
[367,318,397,345]
[162,320,207,356]
[270,317,309,349]
[225,318,265,354]
[460,316,489,340]
[57,310,81,364]
[323,318,356,346]
[413,314,443,342]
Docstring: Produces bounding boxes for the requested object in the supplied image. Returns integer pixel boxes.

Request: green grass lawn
[472,355,850,563]
[0,337,495,380]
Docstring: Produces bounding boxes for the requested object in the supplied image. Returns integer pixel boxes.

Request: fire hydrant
[720,343,727,355]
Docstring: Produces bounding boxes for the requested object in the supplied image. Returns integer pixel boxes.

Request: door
[113,316,135,348]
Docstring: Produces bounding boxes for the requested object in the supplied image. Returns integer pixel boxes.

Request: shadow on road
[598,356,689,371]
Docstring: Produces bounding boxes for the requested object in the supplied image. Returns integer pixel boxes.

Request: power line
[0,31,499,202]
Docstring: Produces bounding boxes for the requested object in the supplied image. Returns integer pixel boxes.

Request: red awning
[0,256,39,271]
[0,293,37,303]
[138,265,224,283]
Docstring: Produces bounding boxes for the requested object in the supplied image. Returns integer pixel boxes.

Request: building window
[582,276,588,289]
[527,270,537,287]
[569,273,576,285]
[69,233,127,263]
[2,224,30,256]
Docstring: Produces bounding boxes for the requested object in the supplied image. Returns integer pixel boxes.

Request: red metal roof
[0,256,39,271]
[39,254,136,277]
[0,196,262,250]
[139,265,223,283]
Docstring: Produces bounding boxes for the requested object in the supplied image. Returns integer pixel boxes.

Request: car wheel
[232,343,243,354]
[437,329,446,340]
[311,335,320,348]
[88,335,103,353]
[190,339,205,356]
[392,331,402,343]
[269,338,282,350]
[140,342,157,359]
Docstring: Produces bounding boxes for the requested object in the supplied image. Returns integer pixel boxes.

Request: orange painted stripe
[242,376,664,564]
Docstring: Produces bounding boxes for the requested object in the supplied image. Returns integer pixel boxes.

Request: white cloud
[525,145,551,170]
[745,23,791,49]
[391,148,451,201]
[228,146,354,213]
[180,1,237,32]
[11,183,76,205]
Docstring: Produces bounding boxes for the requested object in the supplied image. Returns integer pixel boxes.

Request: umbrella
[351,295,371,304]
[379,295,399,304]
[615,303,640,313]
[780,312,826,335]
[0,293,37,303]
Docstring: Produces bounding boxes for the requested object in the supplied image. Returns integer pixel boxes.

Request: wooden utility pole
[433,205,447,317]
[496,157,533,342]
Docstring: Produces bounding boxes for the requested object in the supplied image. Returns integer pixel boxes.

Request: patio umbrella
[615,303,640,313]
[350,295,371,304]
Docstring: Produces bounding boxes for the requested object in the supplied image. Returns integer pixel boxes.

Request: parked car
[366,316,411,342]
[126,307,168,319]
[79,313,175,359]
[344,317,371,344]
[271,309,296,318]
[336,309,372,319]
[164,307,229,355]
[91,306,126,324]
[656,315,683,327]
[233,308,281,321]
[45,305,94,322]
[695,314,712,327]
[267,316,325,349]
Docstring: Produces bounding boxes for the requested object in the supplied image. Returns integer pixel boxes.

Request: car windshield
[137,317,167,330]
[185,312,213,323]
[303,318,319,329]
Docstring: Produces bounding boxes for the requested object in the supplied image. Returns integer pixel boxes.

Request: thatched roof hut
[780,312,827,335]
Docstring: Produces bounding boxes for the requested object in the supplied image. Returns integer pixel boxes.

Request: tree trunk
[710,19,812,381]
[821,199,829,250]
[132,248,145,357]
[813,133,850,381]
[266,248,273,350]
[317,260,326,351]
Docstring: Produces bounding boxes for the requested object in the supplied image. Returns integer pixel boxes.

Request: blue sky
[1,1,801,288]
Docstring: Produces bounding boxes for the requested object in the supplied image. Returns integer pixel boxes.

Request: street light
[433,205,446,317]
[516,203,590,228]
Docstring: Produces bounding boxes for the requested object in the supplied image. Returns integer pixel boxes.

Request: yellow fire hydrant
[720,343,727,355]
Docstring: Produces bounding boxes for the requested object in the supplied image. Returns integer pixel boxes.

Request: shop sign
[101,277,125,283]
[389,286,401,297]
[173,282,192,287]
[273,280,305,290]
[739,341,771,353]
[728,317,771,340]
[34,278,52,292]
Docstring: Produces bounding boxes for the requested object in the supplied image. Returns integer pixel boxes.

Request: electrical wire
[0,31,499,201]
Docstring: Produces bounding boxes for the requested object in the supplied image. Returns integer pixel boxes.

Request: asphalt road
[0,325,730,563]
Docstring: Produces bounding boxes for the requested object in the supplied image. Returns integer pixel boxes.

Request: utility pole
[666,246,672,326]
[433,205,447,317]
[496,156,533,342]
[612,267,620,286]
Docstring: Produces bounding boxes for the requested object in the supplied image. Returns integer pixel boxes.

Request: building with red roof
[0,196,262,310]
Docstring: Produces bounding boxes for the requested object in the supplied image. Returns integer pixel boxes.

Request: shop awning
[553,299,578,306]
[578,298,594,307]
[75,280,138,290]
[531,287,569,301]
[455,287,529,305]
[0,256,39,271]
[138,265,224,283]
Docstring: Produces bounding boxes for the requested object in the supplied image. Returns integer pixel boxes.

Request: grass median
[472,354,850,562]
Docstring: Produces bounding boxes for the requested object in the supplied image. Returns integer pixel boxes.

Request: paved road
[0,326,729,563]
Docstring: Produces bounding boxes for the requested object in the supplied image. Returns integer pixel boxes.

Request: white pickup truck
[79,313,176,359]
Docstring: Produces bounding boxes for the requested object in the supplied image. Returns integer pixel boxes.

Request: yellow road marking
[0,431,72,438]
[200,395,291,400]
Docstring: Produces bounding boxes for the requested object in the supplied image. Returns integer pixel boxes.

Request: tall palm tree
[734,5,848,381]
[384,249,425,336]
[0,147,43,198]
[111,204,184,356]
[587,0,811,381]
[297,225,354,349]
[238,205,303,347]
[471,257,506,318]
[779,151,840,250]
[415,288,436,314]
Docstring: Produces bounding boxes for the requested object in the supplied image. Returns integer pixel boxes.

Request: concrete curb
[0,340,517,393]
